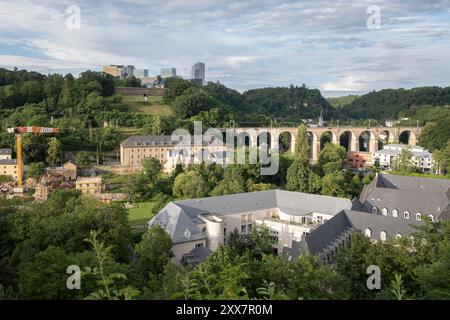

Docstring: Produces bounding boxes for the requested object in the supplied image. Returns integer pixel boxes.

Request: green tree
[131,225,173,287]
[173,171,209,199]
[141,157,161,185]
[392,146,415,174]
[171,87,216,118]
[46,137,62,166]
[75,151,90,166]
[28,162,46,181]
[316,143,347,175]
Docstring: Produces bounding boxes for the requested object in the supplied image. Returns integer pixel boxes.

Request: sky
[0,0,449,96]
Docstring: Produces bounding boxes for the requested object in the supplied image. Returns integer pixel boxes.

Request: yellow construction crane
[7,126,60,189]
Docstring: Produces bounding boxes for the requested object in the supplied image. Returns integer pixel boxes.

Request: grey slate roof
[121,135,224,148]
[0,159,17,165]
[359,173,450,220]
[149,190,353,244]
[148,202,206,244]
[0,148,12,155]
[300,209,422,256]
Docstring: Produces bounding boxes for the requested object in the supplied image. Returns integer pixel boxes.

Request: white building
[371,144,433,172]
[148,190,352,266]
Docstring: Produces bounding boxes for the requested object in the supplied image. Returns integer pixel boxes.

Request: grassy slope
[108,94,173,115]
[128,201,157,235]
[327,95,359,108]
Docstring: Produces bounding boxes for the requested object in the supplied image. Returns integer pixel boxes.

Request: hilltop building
[134,69,149,78]
[160,68,177,78]
[190,62,205,85]
[102,65,135,79]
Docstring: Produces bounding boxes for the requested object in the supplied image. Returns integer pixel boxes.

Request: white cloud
[0,0,449,93]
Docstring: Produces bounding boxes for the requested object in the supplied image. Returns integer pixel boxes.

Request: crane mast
[7,126,60,190]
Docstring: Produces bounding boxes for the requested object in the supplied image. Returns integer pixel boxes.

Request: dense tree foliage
[342,86,450,120]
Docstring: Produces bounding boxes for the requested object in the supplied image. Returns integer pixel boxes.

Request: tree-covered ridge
[342,86,450,120]
[242,85,334,122]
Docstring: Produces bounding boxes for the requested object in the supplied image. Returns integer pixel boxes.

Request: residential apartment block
[372,144,433,172]
[120,135,227,173]
[160,68,176,78]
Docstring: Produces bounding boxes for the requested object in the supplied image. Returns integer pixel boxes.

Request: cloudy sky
[0,0,449,96]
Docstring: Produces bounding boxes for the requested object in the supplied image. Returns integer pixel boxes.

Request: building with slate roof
[120,135,227,173]
[290,173,450,263]
[148,190,352,264]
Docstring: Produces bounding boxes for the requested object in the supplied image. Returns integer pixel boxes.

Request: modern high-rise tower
[190,62,205,85]
[160,68,177,78]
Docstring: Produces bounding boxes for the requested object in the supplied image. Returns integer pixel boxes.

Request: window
[382,208,388,216]
[195,243,204,248]
[395,233,402,239]
[392,209,398,218]
[241,225,247,233]
[184,228,191,239]
[380,231,387,241]
[371,207,378,214]
[364,228,372,238]
[429,214,434,222]
[416,213,422,221]
[247,224,252,232]
[404,211,410,219]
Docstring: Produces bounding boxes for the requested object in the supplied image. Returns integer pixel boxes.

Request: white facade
[164,149,230,172]
[372,144,433,172]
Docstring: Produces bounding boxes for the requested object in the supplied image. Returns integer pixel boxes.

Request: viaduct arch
[223,126,421,161]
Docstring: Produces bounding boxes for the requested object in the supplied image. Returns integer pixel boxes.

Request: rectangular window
[247,224,252,232]
[241,225,247,233]
[195,243,204,248]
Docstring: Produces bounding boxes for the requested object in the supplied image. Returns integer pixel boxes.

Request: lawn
[128,200,157,235]
[114,95,172,115]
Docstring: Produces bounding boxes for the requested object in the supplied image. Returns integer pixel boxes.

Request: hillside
[242,85,335,121]
[107,95,172,116]
[341,86,450,120]
[327,95,359,108]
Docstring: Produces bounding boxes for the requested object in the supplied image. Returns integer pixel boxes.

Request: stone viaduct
[222,126,422,161]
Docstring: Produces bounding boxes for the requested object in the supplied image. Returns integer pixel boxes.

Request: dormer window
[184,228,191,239]
[380,231,387,241]
[392,209,398,218]
[371,207,378,214]
[416,213,422,221]
[404,211,410,220]
[395,233,402,239]
[382,208,388,216]
[429,214,434,222]
[364,228,372,238]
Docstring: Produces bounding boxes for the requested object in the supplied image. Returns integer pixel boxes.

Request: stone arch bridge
[220,126,422,161]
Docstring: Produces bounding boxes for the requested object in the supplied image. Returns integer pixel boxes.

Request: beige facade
[0,159,19,181]
[46,161,77,181]
[75,177,103,195]
[120,135,227,173]
[102,65,121,77]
